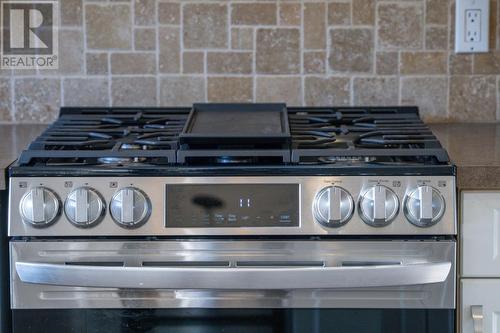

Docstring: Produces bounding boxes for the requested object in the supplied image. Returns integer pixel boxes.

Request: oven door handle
[15,261,451,289]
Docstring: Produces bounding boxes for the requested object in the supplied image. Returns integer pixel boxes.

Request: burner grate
[17,105,450,168]
[289,107,449,163]
[18,107,190,166]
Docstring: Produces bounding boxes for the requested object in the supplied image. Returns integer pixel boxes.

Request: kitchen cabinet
[462,192,500,277]
[462,279,500,333]
[461,192,500,333]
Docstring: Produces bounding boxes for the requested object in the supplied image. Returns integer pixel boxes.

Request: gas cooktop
[13,104,450,174]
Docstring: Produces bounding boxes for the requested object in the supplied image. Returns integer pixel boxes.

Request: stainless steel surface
[10,240,456,309]
[19,187,60,227]
[359,185,399,227]
[471,305,483,333]
[110,187,151,228]
[64,187,105,228]
[404,185,446,227]
[15,261,451,289]
[313,186,354,227]
[9,176,457,237]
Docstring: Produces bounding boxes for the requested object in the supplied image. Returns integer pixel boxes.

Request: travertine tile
[86,53,108,75]
[304,77,350,106]
[207,52,252,74]
[352,0,375,26]
[401,77,448,122]
[158,2,180,25]
[159,27,180,73]
[376,52,398,75]
[160,77,205,106]
[353,78,398,106]
[183,52,204,74]
[40,30,83,75]
[449,76,496,121]
[425,26,448,50]
[304,3,326,49]
[59,30,84,74]
[0,79,11,121]
[111,77,157,107]
[135,0,155,26]
[61,0,82,26]
[329,28,373,73]
[207,77,253,103]
[400,52,447,75]
[231,28,253,50]
[304,51,326,74]
[328,2,350,26]
[280,3,301,26]
[256,77,302,105]
[64,78,109,107]
[232,3,277,25]
[183,3,227,49]
[378,3,424,50]
[449,54,472,75]
[14,78,61,123]
[135,28,156,51]
[111,53,156,74]
[86,4,132,49]
[474,52,500,74]
[426,0,448,25]
[256,28,300,74]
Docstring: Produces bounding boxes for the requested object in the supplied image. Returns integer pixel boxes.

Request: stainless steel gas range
[7,104,457,333]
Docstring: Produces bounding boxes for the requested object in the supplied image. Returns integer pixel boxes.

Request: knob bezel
[64,187,106,228]
[358,185,400,228]
[313,186,354,228]
[404,186,446,228]
[110,187,151,229]
[19,187,61,228]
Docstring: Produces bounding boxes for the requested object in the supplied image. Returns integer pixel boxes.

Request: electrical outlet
[455,0,489,53]
[465,10,481,42]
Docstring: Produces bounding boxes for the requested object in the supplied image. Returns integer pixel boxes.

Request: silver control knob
[359,185,399,227]
[313,186,354,227]
[110,187,151,228]
[19,187,60,227]
[404,186,445,227]
[64,187,105,228]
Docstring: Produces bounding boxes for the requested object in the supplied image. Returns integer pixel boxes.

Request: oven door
[10,240,456,333]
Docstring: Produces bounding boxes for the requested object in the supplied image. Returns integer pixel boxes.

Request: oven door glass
[12,308,455,333]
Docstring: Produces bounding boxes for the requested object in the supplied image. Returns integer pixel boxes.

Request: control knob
[19,187,60,227]
[313,186,354,227]
[64,187,105,228]
[110,187,151,228]
[359,185,399,227]
[404,186,445,227]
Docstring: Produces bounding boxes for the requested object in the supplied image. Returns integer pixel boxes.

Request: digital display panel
[166,184,299,228]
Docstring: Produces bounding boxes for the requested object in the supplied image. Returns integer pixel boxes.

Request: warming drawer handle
[471,305,483,333]
[15,261,451,290]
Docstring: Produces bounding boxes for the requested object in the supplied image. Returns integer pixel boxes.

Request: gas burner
[97,157,147,165]
[216,156,256,164]
[318,156,376,164]
[121,143,143,150]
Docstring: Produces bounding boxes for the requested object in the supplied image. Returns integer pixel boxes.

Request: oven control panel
[8,176,456,237]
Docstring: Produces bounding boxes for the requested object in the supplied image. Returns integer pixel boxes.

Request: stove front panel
[8,176,456,237]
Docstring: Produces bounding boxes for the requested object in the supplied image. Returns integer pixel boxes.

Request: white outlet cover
[455,0,489,53]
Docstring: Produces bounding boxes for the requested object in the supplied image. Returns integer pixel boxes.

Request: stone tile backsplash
[1,0,500,123]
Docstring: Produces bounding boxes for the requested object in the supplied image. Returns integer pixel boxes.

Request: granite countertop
[431,123,500,190]
[0,125,46,190]
[0,123,499,191]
